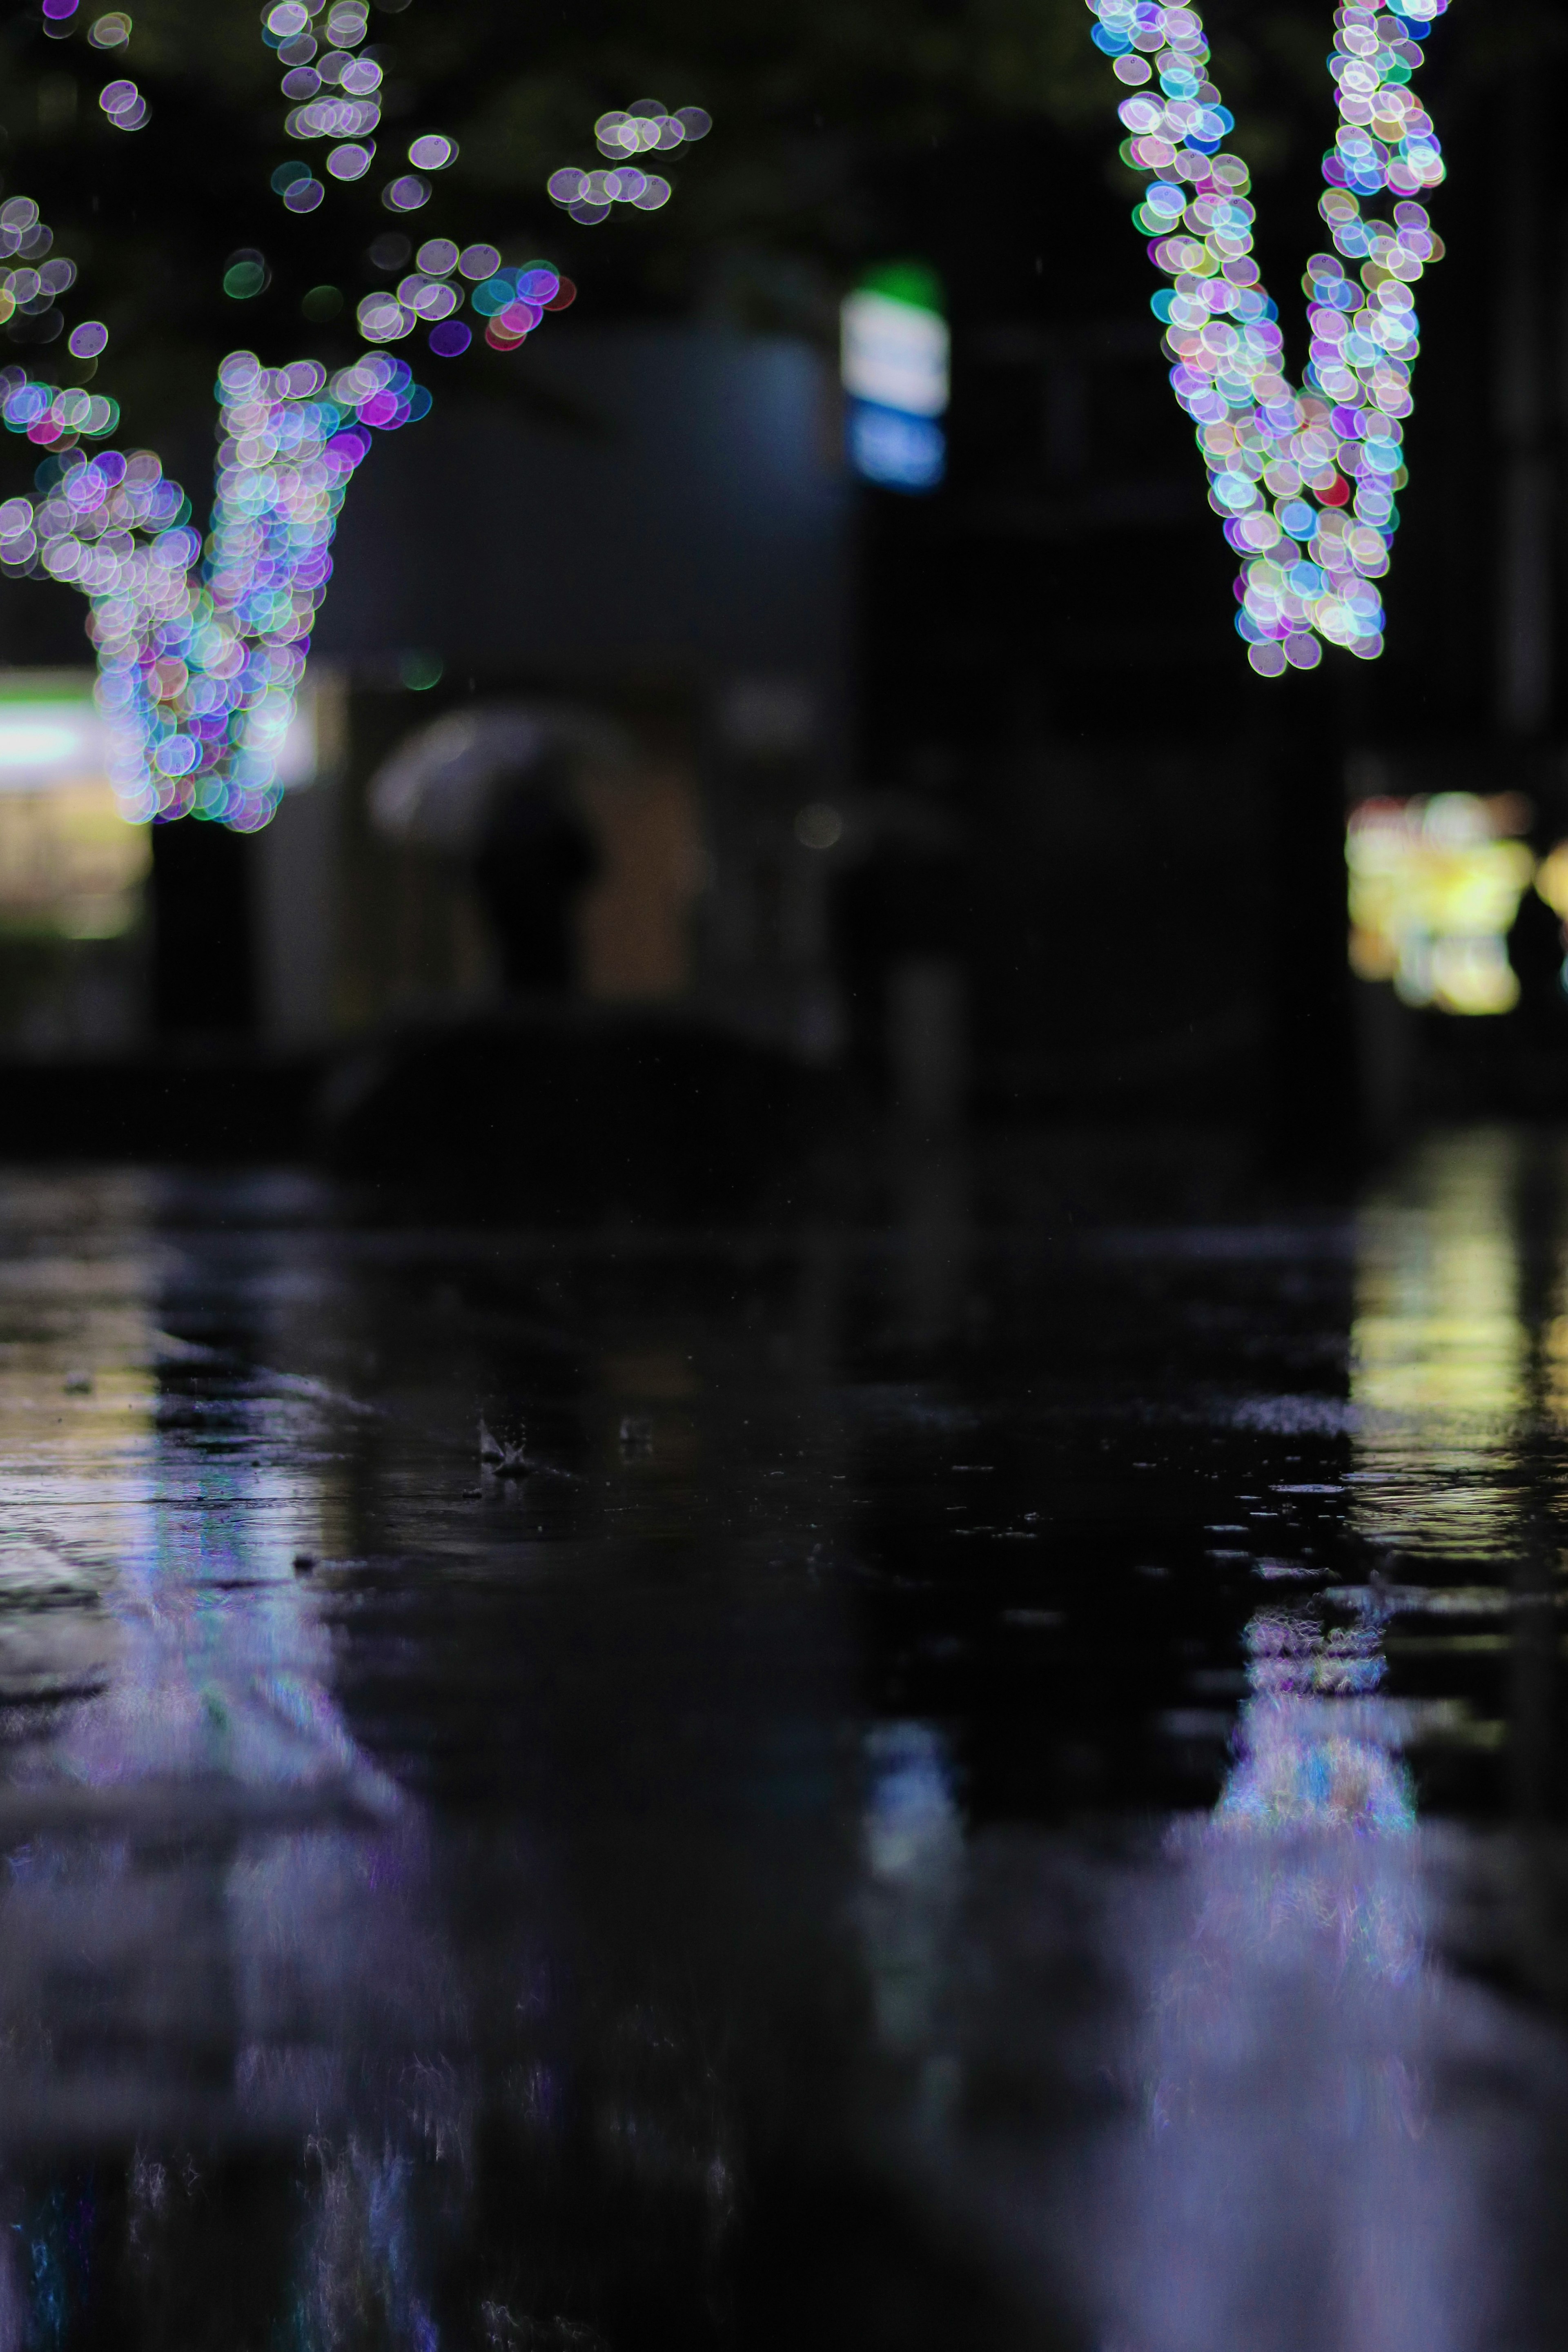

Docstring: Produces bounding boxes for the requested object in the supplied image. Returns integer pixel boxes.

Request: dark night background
[4,9,1568,2351]
[0,0,1560,1164]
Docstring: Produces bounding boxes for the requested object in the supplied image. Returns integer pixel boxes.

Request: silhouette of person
[1509,878,1568,1050]
[471,753,601,995]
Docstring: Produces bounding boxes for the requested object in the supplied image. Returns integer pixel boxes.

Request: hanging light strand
[1085,0,1451,674]
[0,0,713,823]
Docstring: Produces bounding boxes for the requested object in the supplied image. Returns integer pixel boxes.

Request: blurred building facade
[845,74,1568,1132]
[0,323,854,1073]
[0,53,1564,1145]
[261,321,853,1057]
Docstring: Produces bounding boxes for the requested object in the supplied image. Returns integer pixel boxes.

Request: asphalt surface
[1,1128,1566,2350]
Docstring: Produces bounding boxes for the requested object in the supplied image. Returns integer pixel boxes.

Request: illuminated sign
[841,265,949,494]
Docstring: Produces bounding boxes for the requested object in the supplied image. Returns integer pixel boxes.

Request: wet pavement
[2,1129,1568,2349]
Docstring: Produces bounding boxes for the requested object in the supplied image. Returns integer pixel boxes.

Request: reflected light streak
[1101,1632,1455,2352]
[0,1173,454,2174]
[1078,1146,1555,2351]
[1350,1130,1527,1559]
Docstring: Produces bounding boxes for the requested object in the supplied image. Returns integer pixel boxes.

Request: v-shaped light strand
[1085,0,1451,674]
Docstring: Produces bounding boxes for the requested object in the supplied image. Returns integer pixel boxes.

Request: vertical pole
[149,818,258,1040]
[1496,89,1552,740]
[1264,668,1358,1168]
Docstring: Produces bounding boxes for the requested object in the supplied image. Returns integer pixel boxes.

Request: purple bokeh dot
[428,321,471,358]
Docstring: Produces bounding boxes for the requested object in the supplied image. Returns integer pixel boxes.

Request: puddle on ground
[0,1136,1566,2347]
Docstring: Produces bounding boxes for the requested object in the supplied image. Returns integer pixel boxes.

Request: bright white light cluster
[548,101,709,223]
[1086,0,1452,673]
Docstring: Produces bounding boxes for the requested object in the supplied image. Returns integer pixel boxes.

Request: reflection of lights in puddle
[861,1723,962,2079]
[1351,1133,1529,1561]
[1196,1597,1419,1981]
[0,1216,445,2161]
[865,1722,960,1883]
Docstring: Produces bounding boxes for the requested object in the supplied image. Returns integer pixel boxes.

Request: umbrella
[367,702,631,854]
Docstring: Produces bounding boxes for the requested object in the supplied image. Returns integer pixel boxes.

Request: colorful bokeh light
[1,5,710,829]
[1086,0,1452,672]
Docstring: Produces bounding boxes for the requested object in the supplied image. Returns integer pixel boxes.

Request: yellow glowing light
[1533,840,1568,922]
[0,673,149,937]
[1346,793,1535,1016]
[0,783,149,939]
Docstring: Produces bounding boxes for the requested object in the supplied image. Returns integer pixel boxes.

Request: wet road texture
[2,1129,1568,2352]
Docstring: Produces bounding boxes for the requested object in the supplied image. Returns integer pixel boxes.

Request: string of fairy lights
[1085,0,1451,674]
[0,4,710,828]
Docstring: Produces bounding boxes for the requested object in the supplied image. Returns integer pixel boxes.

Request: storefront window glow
[1346,793,1535,1016]
[0,673,148,941]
